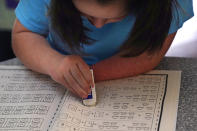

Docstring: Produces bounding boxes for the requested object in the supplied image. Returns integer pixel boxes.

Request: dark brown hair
[49,0,177,57]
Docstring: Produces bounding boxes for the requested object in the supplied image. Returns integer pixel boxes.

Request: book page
[50,70,181,131]
[0,66,66,131]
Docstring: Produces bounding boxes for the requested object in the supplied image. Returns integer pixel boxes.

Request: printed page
[152,71,181,131]
[50,70,181,131]
[0,66,66,131]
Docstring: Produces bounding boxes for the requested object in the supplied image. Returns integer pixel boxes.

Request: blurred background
[0,0,196,62]
[0,0,18,61]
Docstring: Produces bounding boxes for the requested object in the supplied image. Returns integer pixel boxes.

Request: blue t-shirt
[15,0,194,65]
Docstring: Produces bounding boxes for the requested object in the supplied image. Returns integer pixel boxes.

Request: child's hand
[49,55,93,98]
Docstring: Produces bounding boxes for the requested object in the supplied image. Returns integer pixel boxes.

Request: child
[12,0,193,98]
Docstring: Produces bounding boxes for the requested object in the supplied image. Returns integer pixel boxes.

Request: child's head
[49,0,176,57]
[72,0,128,28]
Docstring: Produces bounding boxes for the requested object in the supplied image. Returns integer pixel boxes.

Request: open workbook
[0,66,181,131]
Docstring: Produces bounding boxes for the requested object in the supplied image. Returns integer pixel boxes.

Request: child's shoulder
[169,0,194,34]
[15,0,50,35]
[172,0,194,20]
[175,0,193,14]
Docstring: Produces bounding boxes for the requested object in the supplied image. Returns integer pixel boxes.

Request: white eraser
[82,70,96,106]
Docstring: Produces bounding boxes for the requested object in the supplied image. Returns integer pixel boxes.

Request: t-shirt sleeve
[15,0,49,35]
[168,0,194,34]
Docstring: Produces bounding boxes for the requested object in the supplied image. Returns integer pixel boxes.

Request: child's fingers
[70,65,91,93]
[63,71,88,98]
[77,62,94,86]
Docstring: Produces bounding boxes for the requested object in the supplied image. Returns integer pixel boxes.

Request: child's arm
[93,32,176,82]
[12,19,93,98]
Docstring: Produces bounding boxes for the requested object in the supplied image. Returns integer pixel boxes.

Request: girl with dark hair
[12,0,193,98]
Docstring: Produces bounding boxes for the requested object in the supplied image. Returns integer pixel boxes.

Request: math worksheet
[50,71,181,131]
[0,66,181,131]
